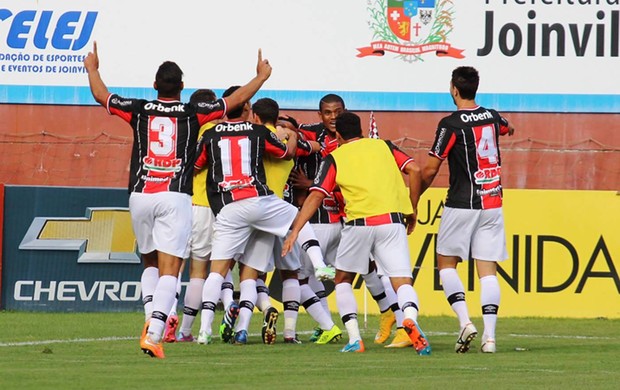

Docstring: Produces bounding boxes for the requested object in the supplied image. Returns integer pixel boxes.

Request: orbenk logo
[357,0,464,61]
[19,208,140,264]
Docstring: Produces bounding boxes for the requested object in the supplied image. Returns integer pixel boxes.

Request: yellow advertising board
[320,189,620,319]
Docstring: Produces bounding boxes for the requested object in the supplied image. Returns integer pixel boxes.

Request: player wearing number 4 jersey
[415,66,515,354]
[84,42,272,359]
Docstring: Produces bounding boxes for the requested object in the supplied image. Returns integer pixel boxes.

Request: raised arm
[224,49,272,112]
[83,42,110,106]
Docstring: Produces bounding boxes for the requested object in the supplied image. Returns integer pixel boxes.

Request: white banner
[0,0,618,111]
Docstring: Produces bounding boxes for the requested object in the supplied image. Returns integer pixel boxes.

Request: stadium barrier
[1,186,618,318]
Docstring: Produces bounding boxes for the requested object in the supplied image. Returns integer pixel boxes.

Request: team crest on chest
[357,0,464,62]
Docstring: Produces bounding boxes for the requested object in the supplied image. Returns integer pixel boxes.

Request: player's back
[108,95,226,194]
[330,138,411,220]
[196,120,287,214]
[433,106,508,209]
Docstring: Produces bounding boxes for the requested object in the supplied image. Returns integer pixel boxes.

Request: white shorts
[129,192,192,259]
[298,222,342,279]
[244,233,301,273]
[437,206,508,262]
[190,205,216,262]
[242,230,276,273]
[211,195,298,262]
[336,224,412,278]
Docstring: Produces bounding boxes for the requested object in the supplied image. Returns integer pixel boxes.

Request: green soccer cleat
[315,325,343,345]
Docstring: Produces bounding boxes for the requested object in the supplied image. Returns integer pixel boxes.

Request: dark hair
[155,61,183,97]
[277,115,299,129]
[189,88,216,105]
[319,93,345,112]
[335,111,362,140]
[223,85,244,119]
[451,66,479,100]
[252,98,279,125]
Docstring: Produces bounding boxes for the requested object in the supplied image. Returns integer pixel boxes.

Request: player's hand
[290,168,313,189]
[405,213,417,235]
[256,48,272,81]
[281,232,298,257]
[84,41,99,72]
[276,126,296,142]
[508,126,515,136]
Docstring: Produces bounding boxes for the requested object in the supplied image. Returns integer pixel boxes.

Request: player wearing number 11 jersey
[416,66,515,355]
[194,97,332,345]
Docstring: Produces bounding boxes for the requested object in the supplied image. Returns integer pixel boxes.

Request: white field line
[0,330,613,347]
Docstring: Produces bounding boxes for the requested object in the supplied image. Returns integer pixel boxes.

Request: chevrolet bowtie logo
[19,208,140,264]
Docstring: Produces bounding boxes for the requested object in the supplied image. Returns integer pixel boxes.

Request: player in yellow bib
[283,112,431,354]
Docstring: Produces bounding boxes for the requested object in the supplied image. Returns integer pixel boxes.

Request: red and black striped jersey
[106,94,226,194]
[194,120,288,215]
[429,106,510,210]
[295,122,343,224]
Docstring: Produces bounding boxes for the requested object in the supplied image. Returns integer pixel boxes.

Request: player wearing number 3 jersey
[415,66,515,355]
[84,42,272,359]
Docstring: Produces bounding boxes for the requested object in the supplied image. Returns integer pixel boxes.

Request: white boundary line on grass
[0,330,613,347]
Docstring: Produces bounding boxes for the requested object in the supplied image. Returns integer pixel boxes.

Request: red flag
[369,111,380,139]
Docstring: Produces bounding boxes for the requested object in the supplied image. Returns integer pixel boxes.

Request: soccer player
[283,112,431,355]
[194,95,333,345]
[174,88,231,344]
[291,95,402,345]
[414,66,515,354]
[84,43,272,358]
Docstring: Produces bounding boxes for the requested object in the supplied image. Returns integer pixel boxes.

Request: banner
[0,0,618,112]
[2,186,618,317]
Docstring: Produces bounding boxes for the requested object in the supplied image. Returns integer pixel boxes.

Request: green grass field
[0,311,618,389]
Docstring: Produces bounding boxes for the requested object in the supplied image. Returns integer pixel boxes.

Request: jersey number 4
[475,125,498,164]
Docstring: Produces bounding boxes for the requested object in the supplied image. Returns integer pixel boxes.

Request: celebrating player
[84,43,271,358]
[193,91,334,345]
[283,112,431,354]
[414,66,515,354]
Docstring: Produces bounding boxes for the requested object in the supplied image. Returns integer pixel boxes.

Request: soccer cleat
[385,328,413,348]
[140,335,165,359]
[283,336,303,344]
[374,310,396,344]
[315,325,343,345]
[481,338,496,353]
[233,330,248,345]
[219,302,240,343]
[176,331,195,342]
[163,314,179,343]
[314,265,336,281]
[140,319,150,344]
[309,326,324,342]
[340,339,365,353]
[196,331,212,345]
[455,323,478,353]
[261,307,279,345]
[403,318,431,355]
